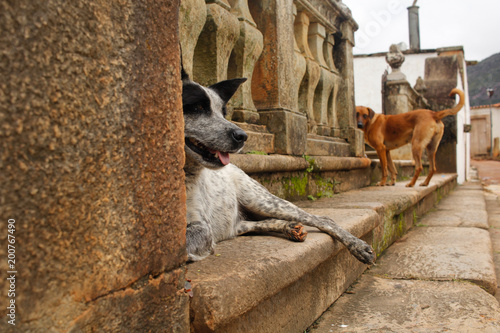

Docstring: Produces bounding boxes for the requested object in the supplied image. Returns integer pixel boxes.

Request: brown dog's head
[356,106,376,130]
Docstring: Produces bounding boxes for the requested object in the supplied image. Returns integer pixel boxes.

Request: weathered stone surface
[234,122,275,154]
[228,0,263,123]
[370,159,419,185]
[185,174,456,332]
[369,227,497,295]
[187,209,378,333]
[296,174,456,214]
[423,56,460,174]
[310,276,500,333]
[250,0,294,111]
[70,268,189,332]
[193,2,240,85]
[437,188,486,210]
[0,0,187,330]
[179,0,207,77]
[417,186,488,228]
[259,109,307,155]
[419,209,489,228]
[306,134,351,156]
[229,155,373,200]
[485,191,500,303]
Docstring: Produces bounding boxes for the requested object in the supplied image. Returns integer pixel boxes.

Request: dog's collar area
[185,137,230,166]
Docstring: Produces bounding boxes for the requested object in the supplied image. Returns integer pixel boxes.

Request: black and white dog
[182,70,375,265]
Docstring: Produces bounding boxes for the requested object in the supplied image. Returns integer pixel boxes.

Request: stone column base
[259,109,307,155]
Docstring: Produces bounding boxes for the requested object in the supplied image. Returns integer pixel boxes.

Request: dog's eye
[363,114,368,119]
[356,112,359,117]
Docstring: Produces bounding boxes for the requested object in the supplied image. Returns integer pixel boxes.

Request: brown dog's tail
[434,88,465,120]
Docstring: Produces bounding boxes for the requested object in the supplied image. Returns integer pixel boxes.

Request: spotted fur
[182,71,375,264]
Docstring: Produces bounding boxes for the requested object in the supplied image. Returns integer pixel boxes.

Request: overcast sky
[342,0,500,62]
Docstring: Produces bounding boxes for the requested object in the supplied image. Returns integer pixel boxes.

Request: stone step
[186,174,457,332]
[308,276,500,332]
[369,158,425,185]
[369,226,496,294]
[308,183,500,332]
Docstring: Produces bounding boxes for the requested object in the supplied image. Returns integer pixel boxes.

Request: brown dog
[356,88,464,187]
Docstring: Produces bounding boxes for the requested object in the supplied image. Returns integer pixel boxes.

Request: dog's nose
[357,122,363,129]
[232,128,248,143]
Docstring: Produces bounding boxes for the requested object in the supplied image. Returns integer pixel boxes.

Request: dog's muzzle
[231,128,248,146]
[357,122,364,129]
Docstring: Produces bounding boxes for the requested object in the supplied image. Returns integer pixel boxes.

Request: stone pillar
[336,21,364,157]
[193,0,240,85]
[291,4,307,114]
[251,0,307,155]
[324,34,340,133]
[309,22,335,136]
[423,56,460,173]
[227,0,264,124]
[384,81,418,115]
[0,1,188,331]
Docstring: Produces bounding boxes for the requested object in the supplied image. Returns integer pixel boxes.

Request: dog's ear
[368,107,375,119]
[209,78,247,103]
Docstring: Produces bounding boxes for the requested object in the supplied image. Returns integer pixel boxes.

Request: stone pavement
[308,181,500,332]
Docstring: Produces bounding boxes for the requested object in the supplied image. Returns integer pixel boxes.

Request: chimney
[408,4,420,51]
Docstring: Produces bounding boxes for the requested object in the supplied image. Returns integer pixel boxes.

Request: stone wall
[0,0,189,331]
[180,0,364,157]
[423,55,460,173]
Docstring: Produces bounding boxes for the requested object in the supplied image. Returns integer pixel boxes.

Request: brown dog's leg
[407,144,423,187]
[386,151,397,186]
[376,147,388,186]
[420,151,435,187]
[420,132,442,186]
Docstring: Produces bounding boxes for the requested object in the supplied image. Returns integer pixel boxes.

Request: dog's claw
[349,240,376,265]
[286,223,307,242]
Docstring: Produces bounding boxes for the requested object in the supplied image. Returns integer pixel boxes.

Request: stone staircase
[186,158,457,332]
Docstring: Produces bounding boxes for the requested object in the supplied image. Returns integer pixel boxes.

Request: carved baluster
[309,22,335,136]
[291,4,307,114]
[227,0,264,123]
[324,34,337,72]
[193,0,240,85]
[295,11,320,133]
[324,33,340,134]
[179,0,207,77]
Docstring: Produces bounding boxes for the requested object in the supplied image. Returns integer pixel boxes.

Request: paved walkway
[309,168,500,332]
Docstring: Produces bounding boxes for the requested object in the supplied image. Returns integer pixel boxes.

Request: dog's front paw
[285,223,307,242]
[349,239,376,265]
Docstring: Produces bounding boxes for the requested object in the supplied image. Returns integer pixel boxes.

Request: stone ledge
[230,154,371,174]
[186,174,457,332]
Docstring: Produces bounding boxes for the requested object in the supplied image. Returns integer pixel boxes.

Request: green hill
[467,52,500,106]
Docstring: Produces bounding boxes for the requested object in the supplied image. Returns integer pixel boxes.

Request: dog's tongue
[217,151,230,165]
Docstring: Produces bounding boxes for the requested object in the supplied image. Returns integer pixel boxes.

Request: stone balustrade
[180,0,364,157]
